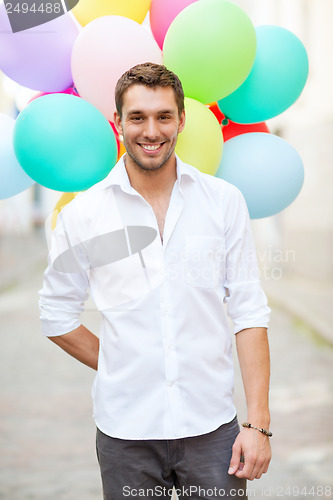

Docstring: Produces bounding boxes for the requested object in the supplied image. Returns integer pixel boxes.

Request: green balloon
[218,26,309,123]
[13,94,118,192]
[163,0,257,104]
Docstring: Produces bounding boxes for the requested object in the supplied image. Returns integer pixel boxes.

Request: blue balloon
[0,114,35,199]
[215,133,304,219]
[218,25,309,124]
[13,94,118,192]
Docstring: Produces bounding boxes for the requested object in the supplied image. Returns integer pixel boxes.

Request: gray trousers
[96,416,247,499]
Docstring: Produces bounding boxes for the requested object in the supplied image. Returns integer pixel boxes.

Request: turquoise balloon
[215,133,304,219]
[218,26,309,124]
[0,114,35,199]
[13,94,118,192]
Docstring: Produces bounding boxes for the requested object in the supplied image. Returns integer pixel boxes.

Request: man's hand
[228,428,271,481]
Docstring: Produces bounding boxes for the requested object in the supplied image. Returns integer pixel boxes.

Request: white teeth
[141,144,161,151]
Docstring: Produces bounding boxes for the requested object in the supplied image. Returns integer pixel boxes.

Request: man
[39,63,272,499]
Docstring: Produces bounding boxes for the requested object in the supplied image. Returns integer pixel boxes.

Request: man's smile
[139,142,165,153]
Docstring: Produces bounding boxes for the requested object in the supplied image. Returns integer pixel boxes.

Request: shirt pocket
[183,235,224,288]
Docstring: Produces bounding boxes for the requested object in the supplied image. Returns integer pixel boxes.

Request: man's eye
[159,116,170,120]
[131,116,143,121]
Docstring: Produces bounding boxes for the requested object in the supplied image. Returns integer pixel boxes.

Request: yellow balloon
[72,0,152,27]
[51,192,78,231]
[176,98,223,175]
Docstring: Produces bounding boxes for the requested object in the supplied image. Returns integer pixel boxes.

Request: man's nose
[144,118,159,141]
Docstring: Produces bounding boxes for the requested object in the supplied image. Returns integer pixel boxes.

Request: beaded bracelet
[241,422,273,437]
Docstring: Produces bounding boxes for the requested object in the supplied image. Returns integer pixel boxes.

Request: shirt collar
[101,154,197,195]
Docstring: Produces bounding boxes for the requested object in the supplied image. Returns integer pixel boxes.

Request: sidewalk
[1,233,333,498]
[1,257,332,499]
[0,230,47,292]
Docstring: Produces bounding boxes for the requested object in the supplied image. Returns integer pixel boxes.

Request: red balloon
[110,121,121,158]
[208,102,269,141]
[222,118,270,141]
[208,102,224,125]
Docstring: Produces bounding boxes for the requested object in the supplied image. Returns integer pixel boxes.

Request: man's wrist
[246,410,270,429]
[242,422,273,437]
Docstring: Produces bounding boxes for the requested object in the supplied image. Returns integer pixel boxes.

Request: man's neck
[124,154,177,199]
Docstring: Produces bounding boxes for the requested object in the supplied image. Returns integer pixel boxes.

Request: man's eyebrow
[158,109,176,115]
[126,109,177,116]
[127,110,143,116]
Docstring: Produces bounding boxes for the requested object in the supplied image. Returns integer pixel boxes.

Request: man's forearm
[49,324,99,370]
[236,327,270,427]
[228,326,271,481]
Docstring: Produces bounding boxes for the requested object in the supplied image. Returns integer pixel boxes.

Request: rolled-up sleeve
[39,209,90,337]
[223,186,271,334]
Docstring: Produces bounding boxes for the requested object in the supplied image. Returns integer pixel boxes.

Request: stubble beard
[125,142,175,176]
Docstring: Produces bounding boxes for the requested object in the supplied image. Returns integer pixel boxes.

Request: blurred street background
[1,0,333,499]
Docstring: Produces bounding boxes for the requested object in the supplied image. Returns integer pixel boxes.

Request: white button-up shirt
[39,155,270,440]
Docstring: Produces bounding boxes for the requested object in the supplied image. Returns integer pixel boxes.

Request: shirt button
[167,380,174,387]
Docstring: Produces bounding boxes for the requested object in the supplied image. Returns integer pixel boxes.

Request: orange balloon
[118,141,126,159]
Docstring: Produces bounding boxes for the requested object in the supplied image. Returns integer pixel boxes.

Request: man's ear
[113,112,123,139]
[178,109,186,134]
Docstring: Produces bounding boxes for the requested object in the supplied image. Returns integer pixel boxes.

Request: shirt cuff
[224,280,271,334]
[39,302,83,337]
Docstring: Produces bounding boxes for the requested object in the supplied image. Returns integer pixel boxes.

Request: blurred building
[0,0,332,282]
[249,0,333,283]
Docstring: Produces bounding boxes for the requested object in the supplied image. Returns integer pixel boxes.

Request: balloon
[150,0,199,50]
[0,114,35,199]
[208,102,224,125]
[207,103,270,138]
[118,142,127,159]
[72,0,151,27]
[218,25,309,124]
[29,86,80,104]
[51,192,78,230]
[0,4,78,92]
[13,94,118,192]
[72,16,162,121]
[110,123,127,160]
[175,97,223,176]
[222,118,269,142]
[215,133,304,219]
[110,122,122,159]
[163,0,256,104]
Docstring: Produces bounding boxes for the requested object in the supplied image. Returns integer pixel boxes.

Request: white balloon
[71,16,162,121]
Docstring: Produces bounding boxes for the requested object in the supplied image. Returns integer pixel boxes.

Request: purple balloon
[0,4,79,92]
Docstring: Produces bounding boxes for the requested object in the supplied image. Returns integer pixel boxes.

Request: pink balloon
[150,0,199,49]
[29,86,80,103]
[72,16,162,122]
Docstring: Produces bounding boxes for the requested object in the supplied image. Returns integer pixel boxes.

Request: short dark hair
[115,63,185,118]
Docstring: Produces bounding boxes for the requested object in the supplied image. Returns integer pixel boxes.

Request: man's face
[114,85,185,173]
